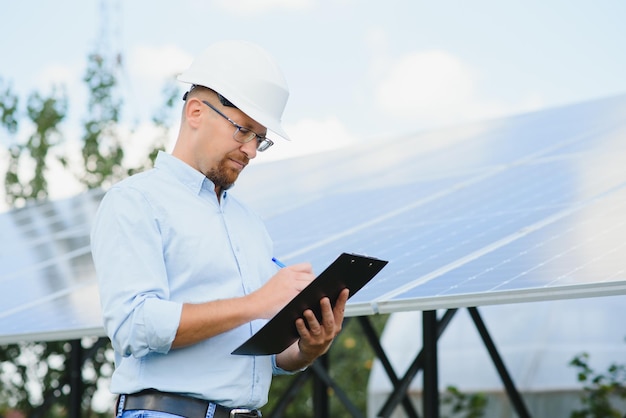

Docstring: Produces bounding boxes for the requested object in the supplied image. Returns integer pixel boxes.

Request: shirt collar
[154,151,219,197]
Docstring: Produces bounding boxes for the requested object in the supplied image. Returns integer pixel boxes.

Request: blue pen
[272,257,286,268]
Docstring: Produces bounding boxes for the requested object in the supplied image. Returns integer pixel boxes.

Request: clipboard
[232,252,388,355]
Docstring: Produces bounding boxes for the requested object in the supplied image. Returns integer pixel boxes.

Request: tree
[1,80,67,207]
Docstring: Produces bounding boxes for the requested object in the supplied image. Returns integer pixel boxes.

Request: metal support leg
[467,307,532,418]
[310,358,366,418]
[377,309,457,418]
[313,354,329,418]
[358,317,420,418]
[68,339,83,418]
[422,311,439,418]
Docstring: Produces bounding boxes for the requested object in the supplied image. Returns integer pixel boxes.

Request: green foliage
[569,351,626,418]
[0,78,19,134]
[1,84,67,207]
[441,386,487,418]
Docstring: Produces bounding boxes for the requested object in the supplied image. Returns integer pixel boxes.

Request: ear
[184,98,205,129]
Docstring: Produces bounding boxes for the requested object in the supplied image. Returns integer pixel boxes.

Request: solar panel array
[1,93,625,344]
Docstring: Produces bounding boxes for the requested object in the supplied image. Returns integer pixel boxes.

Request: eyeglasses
[202,100,274,152]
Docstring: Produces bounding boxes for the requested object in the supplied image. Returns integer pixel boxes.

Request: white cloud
[214,0,314,14]
[36,64,79,92]
[121,44,191,125]
[255,116,357,164]
[376,49,545,129]
[364,27,390,81]
[377,50,475,122]
[129,44,193,81]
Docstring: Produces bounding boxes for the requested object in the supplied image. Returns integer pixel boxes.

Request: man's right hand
[173,262,314,348]
[251,262,315,319]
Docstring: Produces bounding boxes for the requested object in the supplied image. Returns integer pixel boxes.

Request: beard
[205,151,249,191]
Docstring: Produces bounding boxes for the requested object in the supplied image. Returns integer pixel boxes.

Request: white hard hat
[177,40,290,141]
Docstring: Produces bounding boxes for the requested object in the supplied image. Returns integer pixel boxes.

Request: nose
[240,138,257,160]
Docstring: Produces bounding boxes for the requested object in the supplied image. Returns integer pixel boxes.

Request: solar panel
[0,189,104,344]
[1,93,625,344]
[247,94,626,315]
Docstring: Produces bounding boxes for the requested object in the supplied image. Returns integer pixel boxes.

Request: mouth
[229,158,247,171]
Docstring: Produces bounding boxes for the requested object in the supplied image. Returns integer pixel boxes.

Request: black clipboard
[232,253,388,355]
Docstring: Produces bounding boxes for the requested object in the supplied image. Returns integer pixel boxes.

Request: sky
[1,0,626,206]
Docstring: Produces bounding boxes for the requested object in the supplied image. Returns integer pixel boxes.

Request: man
[90,40,348,418]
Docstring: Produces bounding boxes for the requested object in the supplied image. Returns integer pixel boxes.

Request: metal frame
[264,307,531,418]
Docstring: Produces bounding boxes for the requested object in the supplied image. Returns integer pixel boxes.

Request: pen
[272,257,286,268]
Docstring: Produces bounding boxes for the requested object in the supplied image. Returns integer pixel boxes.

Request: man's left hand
[276,288,349,371]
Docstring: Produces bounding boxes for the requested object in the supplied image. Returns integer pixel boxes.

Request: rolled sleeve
[125,297,182,357]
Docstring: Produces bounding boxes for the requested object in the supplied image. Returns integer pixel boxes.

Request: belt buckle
[229,408,259,417]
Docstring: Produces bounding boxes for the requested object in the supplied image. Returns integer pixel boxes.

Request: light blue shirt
[91,152,285,409]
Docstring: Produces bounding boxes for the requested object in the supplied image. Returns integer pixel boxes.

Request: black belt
[120,390,261,418]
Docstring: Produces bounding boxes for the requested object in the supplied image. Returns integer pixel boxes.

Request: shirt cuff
[271,354,307,375]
